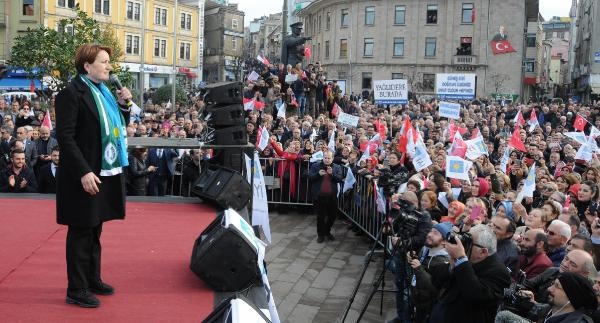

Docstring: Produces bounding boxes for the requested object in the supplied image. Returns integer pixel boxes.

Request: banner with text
[374,79,408,104]
[438,101,462,119]
[337,111,360,128]
[435,73,476,100]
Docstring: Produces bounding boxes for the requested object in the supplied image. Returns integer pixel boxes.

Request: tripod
[340,212,395,323]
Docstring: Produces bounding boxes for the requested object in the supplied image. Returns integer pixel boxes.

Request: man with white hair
[546,220,571,267]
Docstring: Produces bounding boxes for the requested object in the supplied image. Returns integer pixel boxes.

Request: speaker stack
[202,82,249,173]
[190,165,251,211]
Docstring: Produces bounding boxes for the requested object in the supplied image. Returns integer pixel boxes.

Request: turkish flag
[332,102,340,117]
[304,45,311,59]
[573,114,587,131]
[491,40,516,55]
[509,126,526,152]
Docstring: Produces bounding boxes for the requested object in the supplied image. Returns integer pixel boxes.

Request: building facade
[571,0,600,103]
[541,17,571,99]
[299,0,539,101]
[203,1,244,82]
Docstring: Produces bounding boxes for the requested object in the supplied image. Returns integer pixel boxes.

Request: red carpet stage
[0,195,216,322]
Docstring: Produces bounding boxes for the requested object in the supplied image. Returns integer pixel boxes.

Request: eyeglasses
[546,230,556,236]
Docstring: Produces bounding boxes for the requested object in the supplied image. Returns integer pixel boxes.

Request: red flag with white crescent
[573,114,587,132]
[42,110,53,131]
[491,40,516,55]
[509,126,527,152]
[332,102,340,117]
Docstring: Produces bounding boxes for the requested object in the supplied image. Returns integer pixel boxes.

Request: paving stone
[312,268,340,289]
[287,303,319,323]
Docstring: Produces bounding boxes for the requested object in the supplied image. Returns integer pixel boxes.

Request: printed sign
[438,101,461,119]
[435,74,476,100]
[373,79,408,104]
[337,111,359,128]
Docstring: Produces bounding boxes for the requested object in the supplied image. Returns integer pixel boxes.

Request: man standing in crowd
[490,215,520,275]
[546,219,571,266]
[38,145,59,193]
[518,228,553,278]
[308,150,343,243]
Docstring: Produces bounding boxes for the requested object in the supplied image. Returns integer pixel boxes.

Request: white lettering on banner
[438,101,462,119]
[337,111,359,128]
[435,74,476,100]
[373,79,408,104]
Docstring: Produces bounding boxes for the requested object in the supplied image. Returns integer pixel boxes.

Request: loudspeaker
[191,166,250,210]
[191,211,262,293]
[206,104,244,127]
[209,148,246,173]
[203,294,271,323]
[202,82,243,105]
[213,125,247,145]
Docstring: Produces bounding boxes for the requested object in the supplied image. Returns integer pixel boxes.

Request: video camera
[448,232,473,252]
[498,271,551,322]
[377,168,409,196]
[390,198,421,241]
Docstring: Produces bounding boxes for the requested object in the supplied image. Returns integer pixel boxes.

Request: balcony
[452,55,478,65]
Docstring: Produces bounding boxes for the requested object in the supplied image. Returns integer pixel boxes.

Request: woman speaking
[55,44,132,308]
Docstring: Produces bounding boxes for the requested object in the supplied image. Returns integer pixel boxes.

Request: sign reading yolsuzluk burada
[435,73,476,100]
[373,79,408,104]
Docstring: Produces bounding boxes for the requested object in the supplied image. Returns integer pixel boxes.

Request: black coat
[430,253,511,323]
[125,156,150,196]
[37,163,57,193]
[55,76,129,227]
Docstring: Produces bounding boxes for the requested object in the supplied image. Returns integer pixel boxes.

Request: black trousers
[315,194,337,236]
[66,223,103,290]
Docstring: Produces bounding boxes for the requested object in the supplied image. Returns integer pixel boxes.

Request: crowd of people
[2,58,600,321]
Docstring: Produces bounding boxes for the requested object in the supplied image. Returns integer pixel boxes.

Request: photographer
[308,150,343,243]
[430,224,511,323]
[544,273,597,322]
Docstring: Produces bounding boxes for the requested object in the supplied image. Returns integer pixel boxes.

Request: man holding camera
[429,224,511,323]
[308,150,343,243]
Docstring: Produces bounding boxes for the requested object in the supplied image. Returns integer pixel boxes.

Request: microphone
[109,74,132,107]
[494,310,530,323]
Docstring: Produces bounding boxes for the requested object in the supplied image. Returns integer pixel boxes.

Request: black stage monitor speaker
[203,82,243,105]
[202,294,272,323]
[206,104,244,127]
[213,125,247,146]
[191,166,250,211]
[191,211,262,293]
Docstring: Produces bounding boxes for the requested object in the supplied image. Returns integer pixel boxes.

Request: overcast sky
[234,0,573,26]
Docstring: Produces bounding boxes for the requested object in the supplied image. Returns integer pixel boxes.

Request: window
[426,5,438,24]
[181,13,192,30]
[461,3,474,23]
[338,71,347,80]
[545,31,553,39]
[23,0,34,15]
[394,6,406,25]
[365,6,375,26]
[155,7,167,26]
[341,9,349,27]
[393,37,404,56]
[318,15,322,30]
[526,34,536,47]
[94,0,110,15]
[58,0,76,8]
[422,74,435,91]
[363,38,374,56]
[326,12,331,30]
[392,73,404,79]
[340,39,348,58]
[58,23,74,35]
[154,38,167,58]
[325,40,330,59]
[425,37,437,57]
[524,60,535,73]
[232,18,238,29]
[457,37,472,55]
[232,37,237,50]
[362,72,372,89]
[180,42,191,60]
[126,1,141,20]
[557,31,565,39]
[125,34,140,55]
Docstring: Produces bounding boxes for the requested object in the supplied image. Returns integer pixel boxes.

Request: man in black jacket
[429,224,511,323]
[308,150,343,243]
[0,148,38,193]
[38,145,59,193]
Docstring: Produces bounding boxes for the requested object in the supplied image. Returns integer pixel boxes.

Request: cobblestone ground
[266,209,396,323]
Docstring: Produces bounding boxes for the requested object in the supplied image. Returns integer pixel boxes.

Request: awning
[0,78,44,91]
[523,77,537,85]
[185,72,197,79]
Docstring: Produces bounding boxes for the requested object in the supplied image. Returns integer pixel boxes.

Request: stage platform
[0,194,216,322]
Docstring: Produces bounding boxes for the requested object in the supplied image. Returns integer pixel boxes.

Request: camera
[390,199,421,241]
[378,168,409,196]
[448,232,473,251]
[499,283,551,322]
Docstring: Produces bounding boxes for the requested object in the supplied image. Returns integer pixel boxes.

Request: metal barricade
[337,174,384,243]
[258,157,313,206]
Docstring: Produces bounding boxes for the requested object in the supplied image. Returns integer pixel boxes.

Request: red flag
[304,45,311,59]
[471,7,476,23]
[332,102,340,117]
[448,132,467,158]
[42,110,53,131]
[490,40,516,55]
[509,126,526,152]
[30,79,35,93]
[398,118,414,154]
[513,109,526,126]
[254,100,265,111]
[573,114,587,131]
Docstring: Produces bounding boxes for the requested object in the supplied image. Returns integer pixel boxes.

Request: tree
[9,4,132,92]
[152,84,188,106]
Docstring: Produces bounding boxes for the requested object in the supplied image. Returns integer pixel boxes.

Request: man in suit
[0,148,38,192]
[429,224,511,323]
[15,126,38,168]
[492,25,508,41]
[34,125,58,172]
[38,145,59,193]
[308,150,343,243]
[0,125,16,168]
[146,147,178,196]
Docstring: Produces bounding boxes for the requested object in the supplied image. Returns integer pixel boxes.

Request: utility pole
[172,0,179,107]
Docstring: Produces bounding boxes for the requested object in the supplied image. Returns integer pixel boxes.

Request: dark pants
[66,224,103,290]
[315,194,336,237]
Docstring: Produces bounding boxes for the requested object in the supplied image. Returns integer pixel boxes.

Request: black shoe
[66,289,100,308]
[89,281,114,295]
[327,234,335,241]
[317,236,325,243]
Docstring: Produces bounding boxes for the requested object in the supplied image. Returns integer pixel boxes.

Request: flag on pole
[243,98,255,111]
[343,167,356,193]
[521,163,536,197]
[509,126,527,152]
[256,126,270,151]
[412,136,433,171]
[374,182,387,214]
[276,102,286,118]
[513,109,526,126]
[528,109,539,132]
[447,131,468,158]
[465,135,488,160]
[254,100,265,111]
[332,102,340,118]
[445,156,473,181]
[256,54,270,66]
[42,110,53,131]
[471,6,476,22]
[573,114,587,131]
[500,147,511,174]
[309,128,317,143]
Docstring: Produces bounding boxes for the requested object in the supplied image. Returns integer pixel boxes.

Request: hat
[568,184,580,197]
[433,222,453,240]
[476,178,490,197]
[290,22,303,29]
[558,272,598,310]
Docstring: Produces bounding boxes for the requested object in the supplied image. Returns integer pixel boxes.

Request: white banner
[245,153,272,243]
[435,73,476,100]
[373,79,408,104]
[337,111,359,128]
[438,101,461,119]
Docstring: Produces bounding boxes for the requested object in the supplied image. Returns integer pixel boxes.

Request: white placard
[337,111,359,128]
[438,101,461,119]
[373,79,408,104]
[435,73,476,100]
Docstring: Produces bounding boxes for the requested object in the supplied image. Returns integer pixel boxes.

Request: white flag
[521,163,536,198]
[245,152,272,243]
[412,136,432,171]
[309,150,324,163]
[563,132,588,146]
[343,167,356,193]
[256,126,270,151]
[500,147,511,174]
[575,134,598,162]
[328,130,336,153]
[445,155,473,181]
[247,70,260,82]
